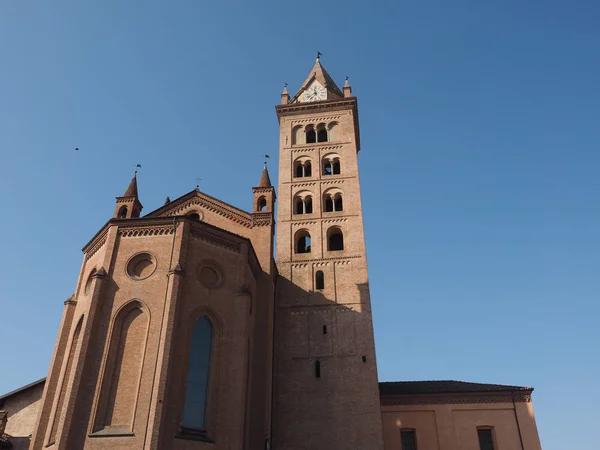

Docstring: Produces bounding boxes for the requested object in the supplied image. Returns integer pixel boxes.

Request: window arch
[118,206,128,218]
[294,157,312,178]
[294,192,313,215]
[328,122,339,141]
[322,153,341,176]
[93,301,149,433]
[315,270,324,290]
[292,125,303,145]
[257,196,267,212]
[295,230,312,254]
[182,316,213,432]
[317,124,328,143]
[323,189,343,213]
[306,126,316,144]
[187,211,201,221]
[327,227,344,251]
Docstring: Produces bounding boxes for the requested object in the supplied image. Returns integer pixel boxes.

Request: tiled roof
[257,165,272,188]
[379,380,532,396]
[122,174,139,198]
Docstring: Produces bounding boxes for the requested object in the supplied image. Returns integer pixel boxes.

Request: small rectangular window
[400,430,417,450]
[477,428,495,450]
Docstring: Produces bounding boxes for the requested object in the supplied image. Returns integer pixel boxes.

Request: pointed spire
[343,76,352,98]
[257,164,272,188]
[123,173,139,198]
[281,82,290,105]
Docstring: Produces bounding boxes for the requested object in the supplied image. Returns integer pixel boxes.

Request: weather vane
[196,177,201,190]
[316,51,322,61]
[264,154,270,165]
[133,163,142,174]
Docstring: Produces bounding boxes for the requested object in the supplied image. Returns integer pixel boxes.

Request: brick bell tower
[272,55,384,449]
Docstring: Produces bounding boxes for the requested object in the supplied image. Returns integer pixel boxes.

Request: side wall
[1,383,45,450]
[381,399,543,450]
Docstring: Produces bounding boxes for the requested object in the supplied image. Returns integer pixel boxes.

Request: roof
[257,165,272,188]
[122,173,139,198]
[0,377,46,403]
[291,57,343,103]
[379,380,532,396]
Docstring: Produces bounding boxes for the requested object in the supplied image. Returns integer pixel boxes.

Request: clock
[303,82,327,102]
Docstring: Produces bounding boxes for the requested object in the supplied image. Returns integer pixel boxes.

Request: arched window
[323,191,343,213]
[187,211,201,221]
[306,126,316,144]
[294,158,312,178]
[477,428,495,450]
[316,271,324,290]
[294,192,313,215]
[332,159,341,175]
[304,160,312,177]
[317,125,328,143]
[257,197,267,212]
[118,206,128,218]
[328,227,344,251]
[295,198,305,215]
[305,196,313,214]
[295,230,311,254]
[323,161,332,176]
[324,196,334,212]
[334,194,343,211]
[182,317,213,432]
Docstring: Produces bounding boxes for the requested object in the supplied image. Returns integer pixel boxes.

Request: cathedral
[0,58,544,450]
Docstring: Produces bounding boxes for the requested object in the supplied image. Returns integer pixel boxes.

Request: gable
[144,190,254,236]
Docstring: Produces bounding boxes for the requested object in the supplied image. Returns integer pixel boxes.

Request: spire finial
[196,177,201,191]
[316,51,322,62]
[282,82,288,95]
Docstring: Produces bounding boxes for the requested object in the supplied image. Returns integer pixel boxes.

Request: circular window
[84,268,96,295]
[126,252,157,280]
[197,263,223,289]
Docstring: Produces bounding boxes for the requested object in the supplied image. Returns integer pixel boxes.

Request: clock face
[303,81,327,102]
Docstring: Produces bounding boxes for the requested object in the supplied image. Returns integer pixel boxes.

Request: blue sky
[0,1,598,448]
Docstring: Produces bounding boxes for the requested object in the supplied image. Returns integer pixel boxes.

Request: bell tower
[272,55,384,449]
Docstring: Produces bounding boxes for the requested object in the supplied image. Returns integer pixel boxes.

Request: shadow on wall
[273,275,376,447]
[5,436,31,450]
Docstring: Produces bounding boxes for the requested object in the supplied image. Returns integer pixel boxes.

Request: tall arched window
[118,206,128,218]
[182,317,213,432]
[328,122,339,141]
[292,126,303,145]
[304,161,312,177]
[332,159,341,175]
[324,196,334,212]
[315,271,325,290]
[317,125,328,143]
[328,227,344,251]
[306,126,316,144]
